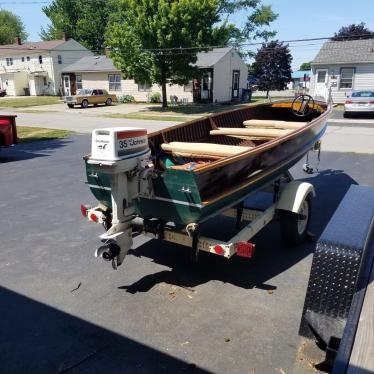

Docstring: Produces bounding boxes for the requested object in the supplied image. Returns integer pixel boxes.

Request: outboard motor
[85,127,154,269]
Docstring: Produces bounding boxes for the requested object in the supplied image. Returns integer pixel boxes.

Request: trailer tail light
[80,204,90,217]
[213,245,225,255]
[89,212,99,223]
[236,241,255,258]
[345,100,352,104]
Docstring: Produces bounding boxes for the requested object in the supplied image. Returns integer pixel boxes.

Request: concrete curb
[328,119,374,124]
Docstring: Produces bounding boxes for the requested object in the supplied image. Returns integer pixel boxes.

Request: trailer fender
[276,181,315,214]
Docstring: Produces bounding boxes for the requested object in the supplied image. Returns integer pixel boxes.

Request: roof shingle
[312,39,374,65]
[62,55,118,73]
[0,40,67,54]
[62,47,234,73]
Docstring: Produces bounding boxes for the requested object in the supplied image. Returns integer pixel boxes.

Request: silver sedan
[344,90,374,117]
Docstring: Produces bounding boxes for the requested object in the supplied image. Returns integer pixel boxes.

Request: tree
[40,0,112,52]
[0,10,28,45]
[107,0,220,107]
[214,0,278,52]
[299,61,311,71]
[252,41,292,97]
[331,23,374,41]
[106,0,277,107]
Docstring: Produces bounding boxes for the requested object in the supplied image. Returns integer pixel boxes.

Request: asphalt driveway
[1,134,373,373]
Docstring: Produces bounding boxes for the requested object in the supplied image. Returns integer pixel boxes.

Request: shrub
[149,92,161,103]
[119,94,135,103]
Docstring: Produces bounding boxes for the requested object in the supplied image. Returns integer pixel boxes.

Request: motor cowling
[90,127,149,164]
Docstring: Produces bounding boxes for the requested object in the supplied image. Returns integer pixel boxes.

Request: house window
[43,77,47,86]
[184,81,192,92]
[21,57,25,62]
[26,56,30,61]
[39,55,43,64]
[339,68,354,89]
[317,71,326,83]
[76,75,82,89]
[138,82,152,92]
[58,55,62,64]
[6,58,13,66]
[108,74,121,91]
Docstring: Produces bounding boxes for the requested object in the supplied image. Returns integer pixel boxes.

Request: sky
[1,0,374,70]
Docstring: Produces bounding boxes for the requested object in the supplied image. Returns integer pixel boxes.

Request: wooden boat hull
[85,100,330,225]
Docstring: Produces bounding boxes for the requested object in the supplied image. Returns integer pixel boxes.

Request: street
[0,104,179,134]
[1,117,373,373]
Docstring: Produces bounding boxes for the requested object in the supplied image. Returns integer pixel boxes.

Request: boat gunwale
[193,101,331,173]
[200,125,327,207]
[148,99,331,174]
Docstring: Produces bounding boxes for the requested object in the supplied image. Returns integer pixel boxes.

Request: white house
[0,36,92,96]
[61,47,248,103]
[310,39,374,103]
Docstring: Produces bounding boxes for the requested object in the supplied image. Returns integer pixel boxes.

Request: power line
[0,35,373,55]
[140,35,374,52]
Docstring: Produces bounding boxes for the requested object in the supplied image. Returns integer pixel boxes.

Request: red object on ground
[236,241,255,258]
[0,115,18,147]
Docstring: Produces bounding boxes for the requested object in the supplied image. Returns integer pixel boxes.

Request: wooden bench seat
[243,119,306,129]
[161,141,252,158]
[210,127,293,139]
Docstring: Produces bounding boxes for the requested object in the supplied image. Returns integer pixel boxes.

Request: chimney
[15,36,22,45]
[104,47,111,57]
[62,32,69,41]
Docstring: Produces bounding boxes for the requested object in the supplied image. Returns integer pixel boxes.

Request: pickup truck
[0,115,18,149]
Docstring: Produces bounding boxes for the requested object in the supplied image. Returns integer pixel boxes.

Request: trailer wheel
[280,194,311,245]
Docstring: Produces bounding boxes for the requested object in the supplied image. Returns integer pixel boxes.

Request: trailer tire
[280,194,311,246]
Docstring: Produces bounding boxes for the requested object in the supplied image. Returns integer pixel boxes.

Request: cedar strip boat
[85,99,331,226]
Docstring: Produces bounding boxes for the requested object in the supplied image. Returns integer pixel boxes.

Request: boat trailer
[82,127,315,270]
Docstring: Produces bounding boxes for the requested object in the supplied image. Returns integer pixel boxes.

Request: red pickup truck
[0,115,18,149]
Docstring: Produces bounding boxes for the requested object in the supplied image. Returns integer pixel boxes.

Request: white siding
[76,49,248,103]
[0,74,16,95]
[0,72,28,95]
[80,72,193,102]
[51,39,92,95]
[311,63,374,103]
[0,39,92,96]
[13,71,29,95]
[213,50,248,102]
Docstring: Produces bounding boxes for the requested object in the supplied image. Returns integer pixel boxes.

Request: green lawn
[17,126,72,142]
[103,113,192,122]
[144,101,257,116]
[0,96,60,108]
[105,100,267,122]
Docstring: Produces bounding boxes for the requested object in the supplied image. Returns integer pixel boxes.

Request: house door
[63,75,71,96]
[201,71,212,102]
[34,77,45,95]
[232,70,240,99]
[314,69,328,100]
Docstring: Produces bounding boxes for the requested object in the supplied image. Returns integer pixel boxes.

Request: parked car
[0,115,18,149]
[64,89,117,109]
[344,90,374,117]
